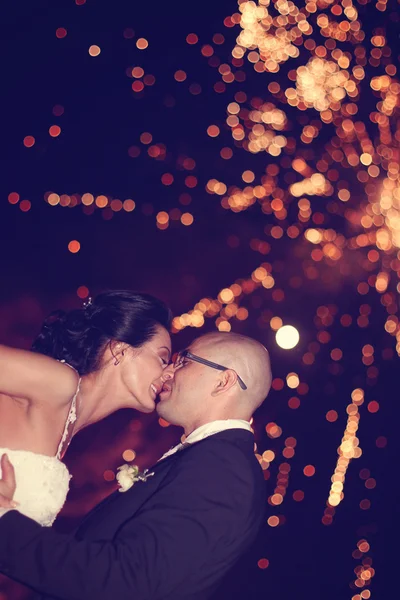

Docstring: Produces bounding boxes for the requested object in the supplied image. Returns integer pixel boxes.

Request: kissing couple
[0,290,272,600]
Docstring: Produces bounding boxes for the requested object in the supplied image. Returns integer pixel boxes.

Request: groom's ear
[211,369,237,396]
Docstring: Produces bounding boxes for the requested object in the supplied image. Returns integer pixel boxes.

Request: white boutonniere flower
[116,464,155,492]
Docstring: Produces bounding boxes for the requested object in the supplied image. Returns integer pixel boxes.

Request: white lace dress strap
[56,361,81,460]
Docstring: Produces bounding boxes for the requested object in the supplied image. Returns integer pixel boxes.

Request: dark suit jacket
[0,429,265,600]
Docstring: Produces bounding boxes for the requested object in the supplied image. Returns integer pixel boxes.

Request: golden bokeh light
[88,45,101,57]
[136,38,149,50]
[68,240,81,253]
[276,325,300,349]
[23,136,35,148]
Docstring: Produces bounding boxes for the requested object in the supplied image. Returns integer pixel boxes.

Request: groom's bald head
[156,331,272,433]
[191,332,272,414]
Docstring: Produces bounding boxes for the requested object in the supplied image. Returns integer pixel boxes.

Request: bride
[0,290,171,526]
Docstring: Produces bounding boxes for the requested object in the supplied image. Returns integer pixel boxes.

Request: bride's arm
[0,455,17,509]
[0,344,79,409]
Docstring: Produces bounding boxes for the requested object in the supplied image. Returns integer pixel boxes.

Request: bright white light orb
[275,325,300,350]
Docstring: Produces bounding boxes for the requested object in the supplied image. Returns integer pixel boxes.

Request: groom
[0,331,272,600]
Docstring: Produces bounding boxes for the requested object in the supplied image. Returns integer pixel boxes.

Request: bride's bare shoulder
[0,344,79,409]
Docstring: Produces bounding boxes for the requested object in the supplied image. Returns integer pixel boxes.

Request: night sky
[1,1,399,599]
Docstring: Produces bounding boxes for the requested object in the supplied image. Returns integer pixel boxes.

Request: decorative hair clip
[83,297,93,310]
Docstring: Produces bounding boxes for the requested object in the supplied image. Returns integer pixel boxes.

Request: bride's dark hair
[31,291,172,375]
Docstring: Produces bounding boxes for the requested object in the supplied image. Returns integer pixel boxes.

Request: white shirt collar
[158,419,252,462]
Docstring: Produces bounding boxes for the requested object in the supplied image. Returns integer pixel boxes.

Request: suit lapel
[75,429,254,538]
[76,453,179,538]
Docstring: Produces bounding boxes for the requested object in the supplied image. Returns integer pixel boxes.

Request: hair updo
[31,291,172,375]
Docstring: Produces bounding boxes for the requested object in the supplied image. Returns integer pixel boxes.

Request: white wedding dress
[0,373,81,526]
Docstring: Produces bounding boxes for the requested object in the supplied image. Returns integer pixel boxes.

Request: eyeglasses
[174,349,247,391]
